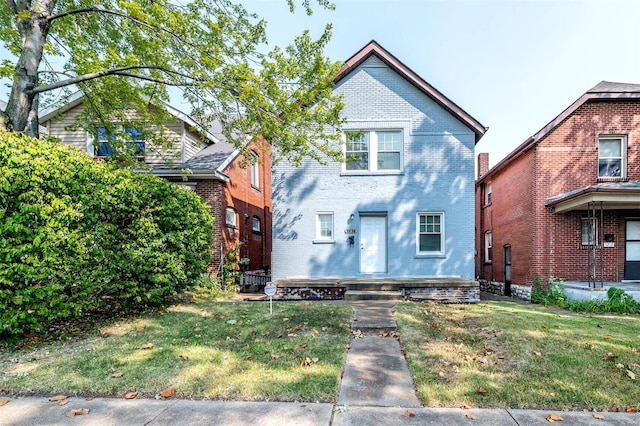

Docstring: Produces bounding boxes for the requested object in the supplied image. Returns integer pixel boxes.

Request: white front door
[360,216,387,273]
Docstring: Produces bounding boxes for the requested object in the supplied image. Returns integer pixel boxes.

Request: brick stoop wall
[479,279,532,301]
[271,278,480,303]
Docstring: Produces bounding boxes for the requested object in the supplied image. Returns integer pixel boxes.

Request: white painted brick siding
[272,56,476,280]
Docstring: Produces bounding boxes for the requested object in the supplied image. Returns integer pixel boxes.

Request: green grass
[395,301,640,411]
[0,294,352,402]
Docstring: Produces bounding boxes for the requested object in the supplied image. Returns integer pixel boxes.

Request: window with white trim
[344,130,402,172]
[598,136,625,178]
[581,218,597,246]
[316,213,334,241]
[417,212,444,254]
[250,151,260,188]
[485,182,492,205]
[485,231,492,262]
[252,216,261,234]
[225,207,237,227]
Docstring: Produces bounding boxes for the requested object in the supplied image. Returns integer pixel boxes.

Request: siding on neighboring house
[272,42,485,281]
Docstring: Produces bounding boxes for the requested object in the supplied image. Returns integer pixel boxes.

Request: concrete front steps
[344,290,403,301]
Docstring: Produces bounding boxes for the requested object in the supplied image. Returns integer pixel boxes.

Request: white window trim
[225,207,237,228]
[485,231,492,263]
[250,152,260,189]
[314,212,335,244]
[485,182,492,205]
[342,130,403,174]
[252,216,261,234]
[415,212,445,256]
[598,135,626,179]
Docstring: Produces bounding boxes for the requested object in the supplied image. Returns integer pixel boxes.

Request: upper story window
[225,207,237,228]
[250,151,260,189]
[95,126,145,158]
[344,130,402,173]
[485,182,492,205]
[416,212,444,255]
[598,136,625,178]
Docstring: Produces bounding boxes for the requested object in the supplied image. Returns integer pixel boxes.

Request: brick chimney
[477,153,489,179]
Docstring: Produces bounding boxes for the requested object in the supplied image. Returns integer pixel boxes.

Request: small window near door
[315,212,334,242]
[485,231,492,262]
[417,212,444,255]
[252,216,261,234]
[581,218,597,245]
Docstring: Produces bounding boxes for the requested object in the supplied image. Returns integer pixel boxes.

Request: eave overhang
[546,183,640,213]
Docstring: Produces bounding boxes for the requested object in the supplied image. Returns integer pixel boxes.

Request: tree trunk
[4,0,54,136]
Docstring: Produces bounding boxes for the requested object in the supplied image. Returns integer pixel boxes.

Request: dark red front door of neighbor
[624,220,640,280]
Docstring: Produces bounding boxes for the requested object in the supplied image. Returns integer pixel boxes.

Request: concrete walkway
[1,299,639,425]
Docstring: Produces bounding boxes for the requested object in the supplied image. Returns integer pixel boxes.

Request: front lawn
[395,301,640,411]
[0,294,352,402]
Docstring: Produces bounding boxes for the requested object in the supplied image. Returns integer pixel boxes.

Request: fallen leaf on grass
[477,387,488,394]
[532,350,542,357]
[111,372,124,378]
[403,409,415,418]
[461,404,472,410]
[179,355,190,361]
[299,342,308,348]
[85,396,95,401]
[271,354,280,360]
[627,406,638,413]
[602,352,618,361]
[0,398,9,406]
[136,326,145,333]
[48,395,67,402]
[616,363,624,369]
[141,343,154,350]
[605,334,612,339]
[546,413,563,422]
[162,388,175,399]
[627,370,636,380]
[312,329,319,337]
[593,413,604,420]
[124,392,138,400]
[67,408,89,418]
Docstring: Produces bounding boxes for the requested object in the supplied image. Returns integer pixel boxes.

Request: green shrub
[531,276,567,306]
[0,132,214,336]
[567,287,640,314]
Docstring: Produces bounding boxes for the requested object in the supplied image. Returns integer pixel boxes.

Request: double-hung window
[252,216,261,234]
[315,212,334,242]
[485,231,492,262]
[581,218,597,246]
[344,130,402,172]
[250,151,260,188]
[598,136,625,178]
[417,212,444,255]
[225,207,237,228]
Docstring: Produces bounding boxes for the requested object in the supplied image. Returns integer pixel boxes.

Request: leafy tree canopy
[0,0,345,165]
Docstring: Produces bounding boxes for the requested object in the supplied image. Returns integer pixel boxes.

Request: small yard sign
[264,282,277,314]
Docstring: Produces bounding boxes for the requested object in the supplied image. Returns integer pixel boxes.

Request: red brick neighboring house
[476,81,640,298]
[40,97,271,275]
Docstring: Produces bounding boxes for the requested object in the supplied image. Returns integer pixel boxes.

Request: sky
[246,0,640,169]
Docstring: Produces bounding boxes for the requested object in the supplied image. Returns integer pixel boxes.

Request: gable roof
[479,81,640,182]
[335,40,487,144]
[39,92,219,144]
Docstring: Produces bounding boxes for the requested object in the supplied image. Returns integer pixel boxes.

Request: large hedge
[0,132,214,336]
